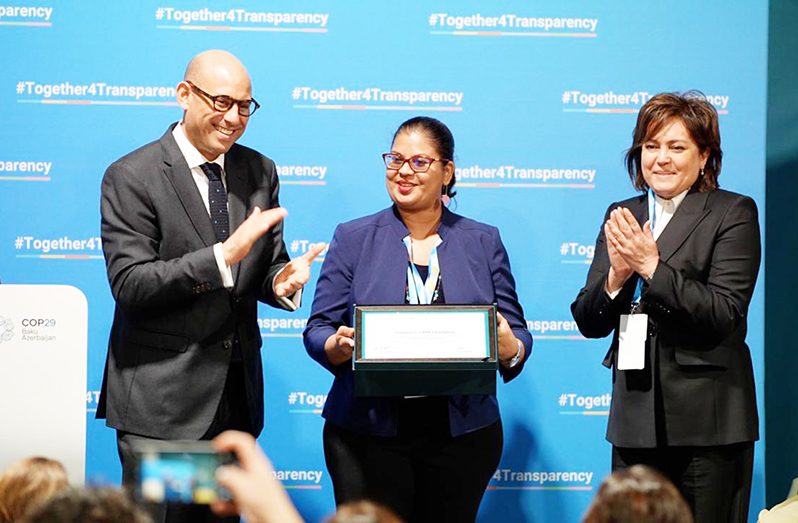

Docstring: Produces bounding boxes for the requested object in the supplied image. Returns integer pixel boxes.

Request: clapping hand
[273,242,326,298]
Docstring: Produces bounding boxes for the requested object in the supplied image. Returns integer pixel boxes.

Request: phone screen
[132,440,236,504]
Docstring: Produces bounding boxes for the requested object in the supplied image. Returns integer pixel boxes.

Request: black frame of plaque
[353,304,498,397]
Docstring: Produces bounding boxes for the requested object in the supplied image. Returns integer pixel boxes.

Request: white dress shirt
[172,123,234,287]
[651,189,688,240]
[172,123,300,310]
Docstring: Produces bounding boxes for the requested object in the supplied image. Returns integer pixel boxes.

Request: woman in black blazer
[571,92,761,523]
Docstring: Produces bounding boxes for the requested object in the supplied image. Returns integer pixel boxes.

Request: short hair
[19,487,152,523]
[582,465,694,523]
[325,500,404,523]
[0,456,69,523]
[625,91,722,193]
[392,116,457,199]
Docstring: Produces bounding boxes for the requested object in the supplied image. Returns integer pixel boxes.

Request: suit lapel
[379,207,414,304]
[656,191,711,262]
[627,194,648,228]
[160,128,217,247]
[224,148,248,284]
[384,237,412,303]
[436,208,464,302]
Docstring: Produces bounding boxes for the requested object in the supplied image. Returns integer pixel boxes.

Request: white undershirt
[651,190,688,240]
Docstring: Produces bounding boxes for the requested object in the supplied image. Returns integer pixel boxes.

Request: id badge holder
[617,307,647,370]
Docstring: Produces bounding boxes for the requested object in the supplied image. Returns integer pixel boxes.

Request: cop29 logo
[21,318,56,327]
[0,316,14,343]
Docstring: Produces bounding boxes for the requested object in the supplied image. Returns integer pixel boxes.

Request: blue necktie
[200,162,229,242]
[201,162,242,360]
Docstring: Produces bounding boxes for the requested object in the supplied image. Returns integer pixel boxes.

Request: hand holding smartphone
[210,430,305,523]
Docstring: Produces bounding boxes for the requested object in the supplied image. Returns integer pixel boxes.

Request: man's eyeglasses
[382,153,449,173]
[185,80,260,117]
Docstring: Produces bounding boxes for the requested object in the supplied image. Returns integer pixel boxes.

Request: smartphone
[131,440,237,505]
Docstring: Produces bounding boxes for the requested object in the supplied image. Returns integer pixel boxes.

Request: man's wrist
[213,243,234,288]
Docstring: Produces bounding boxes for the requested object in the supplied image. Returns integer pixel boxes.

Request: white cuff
[277,289,302,312]
[272,265,301,311]
[213,243,234,289]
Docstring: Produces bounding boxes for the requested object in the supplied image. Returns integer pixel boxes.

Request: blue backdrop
[0,1,768,521]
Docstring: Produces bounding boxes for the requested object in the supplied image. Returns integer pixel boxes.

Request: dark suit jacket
[571,189,760,447]
[303,206,532,437]
[97,124,291,439]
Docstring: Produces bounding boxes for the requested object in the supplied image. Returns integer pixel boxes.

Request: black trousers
[117,362,251,523]
[323,396,503,523]
[612,442,755,523]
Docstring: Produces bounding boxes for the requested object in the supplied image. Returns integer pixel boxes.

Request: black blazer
[571,189,761,447]
[97,124,291,439]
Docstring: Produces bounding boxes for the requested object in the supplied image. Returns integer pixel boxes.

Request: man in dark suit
[98,50,322,522]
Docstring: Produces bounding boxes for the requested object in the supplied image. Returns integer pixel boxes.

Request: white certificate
[359,308,492,360]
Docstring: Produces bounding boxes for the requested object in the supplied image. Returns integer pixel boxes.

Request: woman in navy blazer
[304,117,532,522]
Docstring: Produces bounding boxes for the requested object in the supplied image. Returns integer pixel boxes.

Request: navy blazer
[303,206,532,437]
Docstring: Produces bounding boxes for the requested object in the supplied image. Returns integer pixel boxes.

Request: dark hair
[625,91,722,193]
[582,465,693,523]
[392,116,457,199]
[20,487,152,523]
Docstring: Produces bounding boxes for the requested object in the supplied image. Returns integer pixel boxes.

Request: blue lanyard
[631,190,657,306]
[648,188,658,234]
[403,235,442,305]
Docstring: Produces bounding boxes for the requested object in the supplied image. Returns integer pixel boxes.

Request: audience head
[582,465,693,523]
[325,500,404,523]
[0,456,69,523]
[19,486,152,523]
